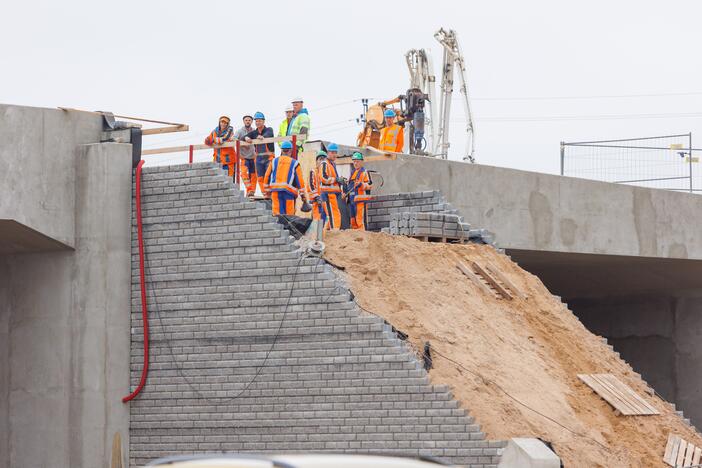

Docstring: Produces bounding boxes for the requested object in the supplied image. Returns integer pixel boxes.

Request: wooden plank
[597,374,659,414]
[692,446,701,465]
[592,374,648,415]
[470,261,512,300]
[457,262,493,296]
[141,124,189,136]
[111,432,123,468]
[677,440,688,467]
[578,374,638,415]
[684,442,695,467]
[485,262,526,299]
[668,435,682,466]
[336,153,397,164]
[664,433,678,465]
[114,114,185,126]
[141,136,294,155]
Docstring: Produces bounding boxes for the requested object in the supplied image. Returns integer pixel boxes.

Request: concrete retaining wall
[366,154,702,260]
[128,162,505,468]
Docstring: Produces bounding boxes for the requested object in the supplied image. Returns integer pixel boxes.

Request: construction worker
[287,98,310,154]
[376,108,404,153]
[234,115,256,196]
[320,142,344,230]
[205,116,236,177]
[277,106,294,149]
[346,152,373,230]
[244,112,275,194]
[308,151,327,224]
[263,140,308,216]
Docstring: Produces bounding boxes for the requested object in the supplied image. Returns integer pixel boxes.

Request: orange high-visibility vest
[263,155,307,197]
[320,160,342,193]
[377,124,404,153]
[349,167,372,202]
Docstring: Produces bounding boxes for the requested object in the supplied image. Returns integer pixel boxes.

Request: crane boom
[434,28,475,162]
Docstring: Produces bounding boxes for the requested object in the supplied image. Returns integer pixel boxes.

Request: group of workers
[205,97,374,230]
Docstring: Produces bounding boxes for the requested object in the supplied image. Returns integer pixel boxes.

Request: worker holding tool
[262,140,309,216]
[319,143,344,230]
[277,106,294,149]
[245,112,275,194]
[234,115,256,197]
[287,97,311,154]
[345,152,373,230]
[376,109,404,153]
[205,115,236,177]
[308,151,328,224]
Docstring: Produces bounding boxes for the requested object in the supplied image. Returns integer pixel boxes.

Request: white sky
[2,0,701,174]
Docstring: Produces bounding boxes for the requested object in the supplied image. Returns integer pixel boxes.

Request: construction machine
[356,28,475,162]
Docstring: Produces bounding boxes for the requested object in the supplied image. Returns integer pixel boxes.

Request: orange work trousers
[350,202,367,230]
[271,191,296,216]
[322,192,342,230]
[240,158,257,195]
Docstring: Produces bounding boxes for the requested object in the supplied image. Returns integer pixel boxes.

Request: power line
[470,91,702,102]
[459,111,702,123]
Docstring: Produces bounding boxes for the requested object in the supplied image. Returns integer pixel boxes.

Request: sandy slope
[323,230,701,467]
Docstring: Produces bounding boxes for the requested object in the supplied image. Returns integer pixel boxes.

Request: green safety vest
[277,119,289,148]
[288,112,310,146]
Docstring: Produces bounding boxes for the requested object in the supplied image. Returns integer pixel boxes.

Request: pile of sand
[323,230,701,467]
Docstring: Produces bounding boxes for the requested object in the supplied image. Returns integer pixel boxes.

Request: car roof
[146,453,452,468]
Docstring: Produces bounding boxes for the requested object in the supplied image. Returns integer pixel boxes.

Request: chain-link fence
[560,133,701,193]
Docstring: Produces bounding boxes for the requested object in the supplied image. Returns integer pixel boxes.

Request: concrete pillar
[0,142,132,467]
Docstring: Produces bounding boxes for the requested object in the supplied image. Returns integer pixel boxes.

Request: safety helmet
[384,109,396,118]
[327,142,339,152]
[281,140,293,150]
[316,150,328,160]
[219,115,231,123]
[291,97,303,103]
[254,112,265,120]
[285,105,294,112]
[351,152,364,161]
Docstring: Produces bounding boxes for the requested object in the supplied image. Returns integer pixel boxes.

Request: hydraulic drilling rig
[356,28,476,162]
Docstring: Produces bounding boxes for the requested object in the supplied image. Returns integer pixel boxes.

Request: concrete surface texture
[0,104,105,252]
[128,163,505,468]
[0,120,132,467]
[365,153,702,260]
[497,438,561,468]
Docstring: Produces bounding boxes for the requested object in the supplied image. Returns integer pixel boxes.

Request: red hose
[123,160,149,403]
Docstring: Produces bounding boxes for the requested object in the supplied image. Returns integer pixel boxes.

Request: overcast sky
[2,0,701,174]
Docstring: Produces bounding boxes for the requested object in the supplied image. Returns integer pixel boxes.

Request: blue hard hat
[254,111,265,120]
[281,140,293,150]
[327,142,339,152]
[384,109,396,118]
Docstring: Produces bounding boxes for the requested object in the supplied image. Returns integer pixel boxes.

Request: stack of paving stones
[129,162,505,468]
[389,212,471,241]
[366,191,458,233]
[372,192,496,246]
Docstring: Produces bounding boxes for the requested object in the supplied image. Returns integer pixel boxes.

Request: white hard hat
[291,97,303,103]
[285,105,294,112]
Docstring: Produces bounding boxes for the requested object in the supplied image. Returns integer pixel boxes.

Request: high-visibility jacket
[320,159,342,193]
[377,123,404,153]
[277,119,289,148]
[205,125,235,165]
[348,166,372,203]
[263,155,307,197]
[287,109,311,147]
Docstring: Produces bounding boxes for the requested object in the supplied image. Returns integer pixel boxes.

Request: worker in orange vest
[376,109,404,153]
[205,116,236,177]
[262,140,308,216]
[345,152,373,230]
[320,143,344,230]
[308,151,327,224]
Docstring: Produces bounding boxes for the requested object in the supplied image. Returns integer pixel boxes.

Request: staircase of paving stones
[128,162,506,468]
